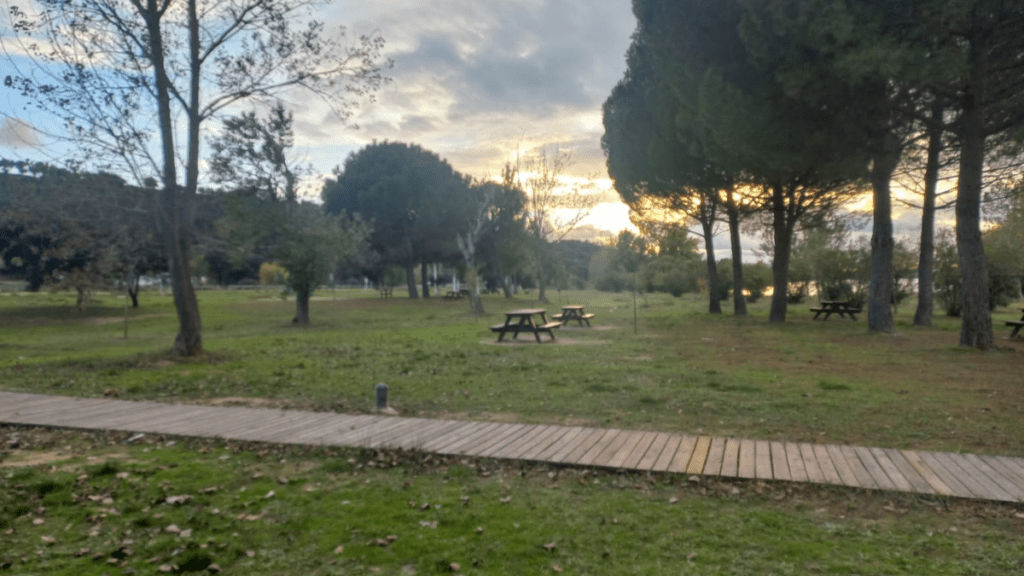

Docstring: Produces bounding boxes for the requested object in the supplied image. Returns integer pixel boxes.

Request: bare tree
[4,0,390,355]
[505,147,598,302]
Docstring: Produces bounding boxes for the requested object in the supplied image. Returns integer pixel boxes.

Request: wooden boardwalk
[3,391,1023,503]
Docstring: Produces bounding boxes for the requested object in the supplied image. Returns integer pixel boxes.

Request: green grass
[2,287,1022,457]
[2,430,1023,575]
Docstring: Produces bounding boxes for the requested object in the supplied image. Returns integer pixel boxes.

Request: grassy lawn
[1,287,1022,456]
[2,427,1023,575]
[2,287,1024,574]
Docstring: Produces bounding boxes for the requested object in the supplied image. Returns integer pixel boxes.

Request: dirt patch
[87,313,169,325]
[479,337,608,346]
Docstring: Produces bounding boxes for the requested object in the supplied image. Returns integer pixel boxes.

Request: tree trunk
[144,0,202,356]
[700,217,722,314]
[536,263,548,303]
[293,287,310,325]
[420,261,430,298]
[914,100,943,327]
[769,185,792,323]
[956,55,993,349]
[405,265,418,298]
[127,269,140,308]
[867,136,899,334]
[465,267,485,315]
[726,188,747,316]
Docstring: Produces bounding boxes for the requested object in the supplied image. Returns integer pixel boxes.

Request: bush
[258,262,288,285]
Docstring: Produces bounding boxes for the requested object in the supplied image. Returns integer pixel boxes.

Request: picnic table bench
[1006,309,1024,338]
[810,300,860,320]
[490,308,560,343]
[552,304,595,327]
[379,287,393,298]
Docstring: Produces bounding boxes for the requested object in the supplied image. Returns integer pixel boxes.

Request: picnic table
[1006,309,1024,338]
[444,289,471,300]
[552,304,595,327]
[490,308,561,343]
[810,300,860,320]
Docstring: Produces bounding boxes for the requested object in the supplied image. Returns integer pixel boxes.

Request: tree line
[602,0,1024,349]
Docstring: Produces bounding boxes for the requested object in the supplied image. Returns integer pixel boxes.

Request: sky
[0,0,640,238]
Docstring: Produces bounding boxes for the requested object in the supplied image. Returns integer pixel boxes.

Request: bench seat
[580,313,595,320]
[1006,320,1024,338]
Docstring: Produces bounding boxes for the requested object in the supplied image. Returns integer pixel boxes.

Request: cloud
[0,117,40,148]
[315,0,636,181]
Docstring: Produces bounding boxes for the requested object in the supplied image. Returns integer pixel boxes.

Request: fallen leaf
[475,527,484,534]
[207,563,222,573]
[542,542,556,551]
[332,546,344,555]
[179,529,192,538]
[499,496,511,503]
[449,562,460,572]
[277,476,288,485]
[419,520,438,529]
[158,565,173,573]
[32,518,44,525]
[40,535,55,544]
[687,552,697,562]
[553,566,563,573]
[165,525,180,534]
[165,495,192,505]
[264,490,275,499]
[116,472,130,479]
[668,497,678,504]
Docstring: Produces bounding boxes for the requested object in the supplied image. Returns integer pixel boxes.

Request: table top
[562,305,585,311]
[505,308,546,316]
[820,301,850,306]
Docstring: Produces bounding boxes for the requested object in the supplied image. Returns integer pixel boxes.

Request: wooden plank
[391,420,469,450]
[799,444,825,484]
[938,452,1014,501]
[478,424,539,458]
[754,440,772,480]
[770,442,790,481]
[491,425,553,460]
[785,442,808,483]
[231,412,319,442]
[542,428,602,463]
[264,414,360,444]
[991,456,1024,479]
[811,445,843,486]
[561,429,613,465]
[365,419,437,448]
[666,435,698,474]
[839,446,878,489]
[900,450,954,496]
[853,446,897,491]
[310,415,384,446]
[720,438,740,477]
[825,445,860,487]
[868,447,914,493]
[602,431,651,469]
[962,454,1024,502]
[916,451,975,498]
[431,422,505,453]
[737,439,756,479]
[687,436,712,475]
[587,430,638,468]
[651,435,683,472]
[981,456,1024,498]
[635,432,673,472]
[702,437,727,476]
[519,426,576,461]
[294,414,388,446]
[463,424,530,457]
[577,429,626,466]
[421,422,491,452]
[618,431,659,470]
[881,449,934,495]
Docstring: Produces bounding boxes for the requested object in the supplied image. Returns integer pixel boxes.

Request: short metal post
[375,382,388,412]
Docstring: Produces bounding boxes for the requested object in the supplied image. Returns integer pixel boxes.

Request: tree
[209,104,367,324]
[5,0,390,355]
[634,0,867,322]
[0,161,165,308]
[505,148,598,303]
[322,142,470,298]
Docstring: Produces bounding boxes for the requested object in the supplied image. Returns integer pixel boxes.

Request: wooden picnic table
[490,308,561,343]
[444,289,471,300]
[810,300,860,321]
[1006,309,1024,338]
[553,305,595,327]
